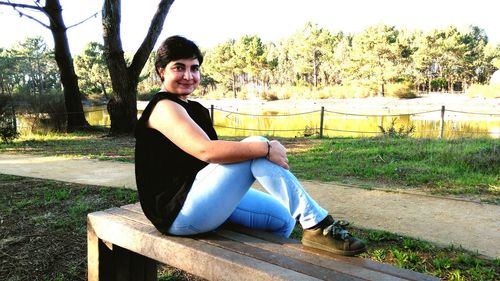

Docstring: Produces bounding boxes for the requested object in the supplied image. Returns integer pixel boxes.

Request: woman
[134,35,366,256]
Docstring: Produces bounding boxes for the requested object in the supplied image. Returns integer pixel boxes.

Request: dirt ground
[1,153,498,259]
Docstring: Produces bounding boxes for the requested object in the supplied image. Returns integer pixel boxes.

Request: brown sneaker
[302,219,366,256]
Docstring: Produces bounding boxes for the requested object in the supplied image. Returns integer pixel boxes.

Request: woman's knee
[275,216,297,238]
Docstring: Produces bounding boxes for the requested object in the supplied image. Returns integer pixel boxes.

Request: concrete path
[1,153,498,259]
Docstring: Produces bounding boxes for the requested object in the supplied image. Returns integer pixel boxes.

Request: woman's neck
[161,89,189,102]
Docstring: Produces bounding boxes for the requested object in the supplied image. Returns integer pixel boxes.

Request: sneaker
[302,219,366,256]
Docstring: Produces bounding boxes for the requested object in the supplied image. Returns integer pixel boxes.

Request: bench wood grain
[87,203,440,281]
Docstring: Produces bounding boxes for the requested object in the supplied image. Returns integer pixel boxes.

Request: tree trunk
[102,0,174,135]
[312,50,319,87]
[44,0,89,132]
[232,73,237,98]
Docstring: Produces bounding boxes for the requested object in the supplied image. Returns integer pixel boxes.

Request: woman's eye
[191,66,200,72]
[173,65,185,72]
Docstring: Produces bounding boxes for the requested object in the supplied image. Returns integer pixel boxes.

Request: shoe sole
[302,239,367,256]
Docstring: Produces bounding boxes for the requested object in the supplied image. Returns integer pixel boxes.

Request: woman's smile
[160,58,200,95]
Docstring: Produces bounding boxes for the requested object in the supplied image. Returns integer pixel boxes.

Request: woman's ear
[157,67,165,81]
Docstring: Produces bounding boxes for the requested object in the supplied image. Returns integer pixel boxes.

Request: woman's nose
[183,70,192,80]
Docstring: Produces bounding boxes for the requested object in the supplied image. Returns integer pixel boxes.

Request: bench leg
[88,224,157,281]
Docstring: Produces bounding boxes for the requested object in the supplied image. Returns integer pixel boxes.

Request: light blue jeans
[167,136,328,238]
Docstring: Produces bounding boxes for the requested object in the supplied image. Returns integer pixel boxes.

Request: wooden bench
[87,203,439,281]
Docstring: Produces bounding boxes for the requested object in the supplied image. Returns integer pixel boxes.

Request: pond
[84,105,500,139]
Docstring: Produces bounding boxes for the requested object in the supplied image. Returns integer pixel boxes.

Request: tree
[274,39,296,86]
[233,35,267,96]
[481,43,500,83]
[459,26,488,87]
[74,42,112,101]
[0,0,90,131]
[0,48,20,96]
[9,37,60,96]
[102,0,175,135]
[202,39,239,96]
[413,29,446,92]
[350,24,401,96]
[287,22,333,87]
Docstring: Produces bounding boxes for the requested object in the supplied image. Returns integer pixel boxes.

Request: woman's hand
[267,140,289,169]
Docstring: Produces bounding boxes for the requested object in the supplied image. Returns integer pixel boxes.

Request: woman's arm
[148,99,289,169]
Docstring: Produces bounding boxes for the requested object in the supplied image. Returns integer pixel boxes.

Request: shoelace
[322,220,351,240]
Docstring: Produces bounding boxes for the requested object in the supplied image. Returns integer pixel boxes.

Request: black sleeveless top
[134,92,217,233]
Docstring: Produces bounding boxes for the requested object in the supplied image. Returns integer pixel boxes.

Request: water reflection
[84,106,500,139]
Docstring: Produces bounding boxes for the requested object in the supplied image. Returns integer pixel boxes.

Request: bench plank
[88,203,439,281]
[118,203,438,280]
[213,229,405,281]
[88,209,320,281]
[198,233,360,281]
[108,206,406,280]
[222,226,439,281]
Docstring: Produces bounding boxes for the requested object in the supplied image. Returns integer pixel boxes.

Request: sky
[0,0,499,55]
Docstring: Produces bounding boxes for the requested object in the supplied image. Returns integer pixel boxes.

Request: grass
[355,230,499,280]
[0,174,137,280]
[2,131,498,202]
[292,225,500,280]
[1,174,498,281]
[0,131,499,280]
[0,174,198,281]
[287,136,499,202]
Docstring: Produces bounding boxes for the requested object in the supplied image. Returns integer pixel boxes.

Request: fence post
[210,104,214,125]
[439,105,445,139]
[319,106,324,138]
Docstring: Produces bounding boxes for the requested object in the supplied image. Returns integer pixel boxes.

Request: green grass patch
[290,224,499,280]
[0,174,138,280]
[0,131,135,162]
[1,132,499,201]
[287,137,499,199]
[1,174,498,280]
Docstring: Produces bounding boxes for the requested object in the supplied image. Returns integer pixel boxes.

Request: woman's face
[159,58,200,98]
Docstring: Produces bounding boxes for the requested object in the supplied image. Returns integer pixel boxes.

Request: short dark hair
[155,35,203,79]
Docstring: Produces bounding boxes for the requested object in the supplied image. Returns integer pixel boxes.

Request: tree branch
[66,11,99,30]
[0,1,40,10]
[130,0,175,78]
[0,0,50,29]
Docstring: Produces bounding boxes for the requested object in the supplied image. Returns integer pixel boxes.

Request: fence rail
[6,104,500,138]
[208,104,500,138]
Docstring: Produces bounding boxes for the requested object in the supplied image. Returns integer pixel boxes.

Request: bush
[259,91,279,101]
[0,96,19,143]
[202,88,232,99]
[386,83,417,99]
[466,84,500,99]
[431,78,448,91]
[378,118,415,138]
[15,92,67,134]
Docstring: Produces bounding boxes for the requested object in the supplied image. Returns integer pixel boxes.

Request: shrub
[15,92,67,134]
[431,78,448,91]
[236,88,249,100]
[0,95,19,143]
[466,84,500,99]
[385,83,417,99]
[137,86,161,101]
[259,91,279,101]
[203,88,232,99]
[378,118,415,138]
